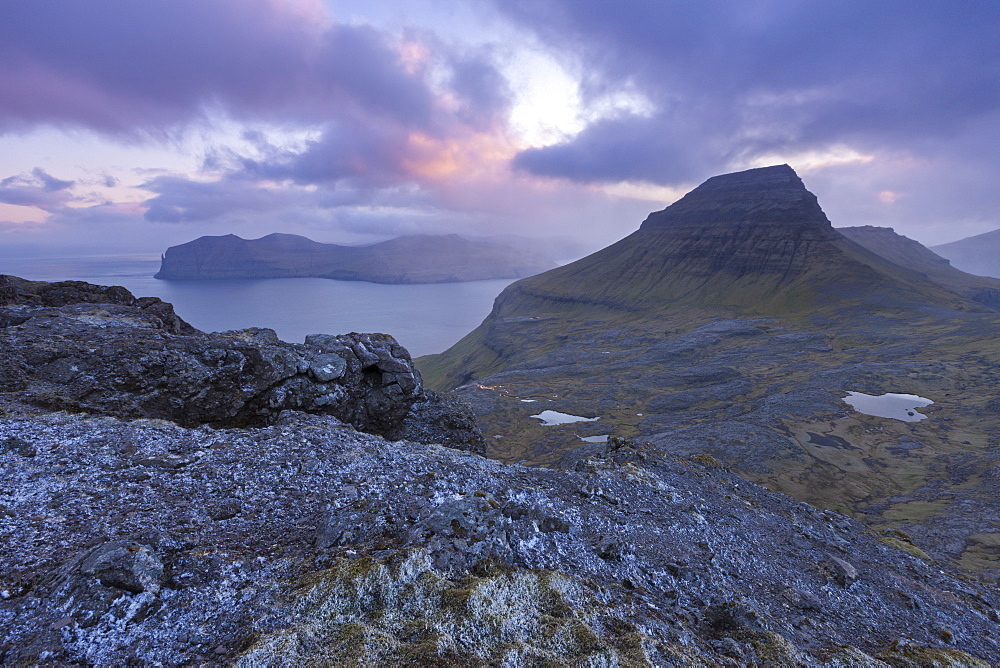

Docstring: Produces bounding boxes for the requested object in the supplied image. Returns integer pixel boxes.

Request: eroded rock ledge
[0,275,482,452]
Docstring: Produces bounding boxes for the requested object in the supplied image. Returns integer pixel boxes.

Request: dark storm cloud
[447,49,514,131]
[493,0,1000,184]
[0,0,466,136]
[235,120,413,187]
[513,114,706,183]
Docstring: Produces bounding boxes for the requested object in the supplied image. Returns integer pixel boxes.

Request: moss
[883,499,952,522]
[440,583,475,610]
[817,645,886,666]
[875,641,992,667]
[239,550,703,666]
[737,630,810,666]
[878,536,933,562]
[688,453,725,468]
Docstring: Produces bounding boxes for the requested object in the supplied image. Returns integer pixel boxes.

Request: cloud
[142,175,315,223]
[0,0,497,139]
[0,0,538,245]
[446,47,514,131]
[233,120,415,187]
[0,169,74,209]
[490,0,1000,185]
[31,167,74,192]
[513,113,707,183]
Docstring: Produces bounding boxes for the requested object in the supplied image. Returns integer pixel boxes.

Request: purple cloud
[514,113,708,184]
[142,175,309,223]
[447,48,514,131]
[0,169,74,209]
[492,0,1000,184]
[32,168,74,192]
[233,120,414,187]
[0,0,481,136]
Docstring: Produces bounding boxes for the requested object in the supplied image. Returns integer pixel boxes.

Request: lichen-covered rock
[0,274,195,333]
[238,549,656,666]
[1,412,997,665]
[80,541,164,594]
[386,389,487,454]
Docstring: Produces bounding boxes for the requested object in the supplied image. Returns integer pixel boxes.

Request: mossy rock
[876,641,992,667]
[237,549,659,666]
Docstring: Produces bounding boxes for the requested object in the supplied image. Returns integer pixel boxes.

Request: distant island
[155,233,556,283]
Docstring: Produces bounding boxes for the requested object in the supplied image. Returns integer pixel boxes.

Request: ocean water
[1,254,514,357]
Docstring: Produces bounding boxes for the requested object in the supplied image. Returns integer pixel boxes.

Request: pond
[843,391,933,422]
[530,410,601,426]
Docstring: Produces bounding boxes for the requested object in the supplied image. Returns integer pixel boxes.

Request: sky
[2,0,999,259]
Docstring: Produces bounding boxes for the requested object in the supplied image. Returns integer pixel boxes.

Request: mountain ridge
[478,165,969,316]
[932,227,1000,279]
[422,165,982,390]
[839,224,1000,308]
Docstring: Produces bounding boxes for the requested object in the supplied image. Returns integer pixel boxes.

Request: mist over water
[1,255,513,357]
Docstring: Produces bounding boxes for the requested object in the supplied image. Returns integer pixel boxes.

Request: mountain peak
[641,164,830,233]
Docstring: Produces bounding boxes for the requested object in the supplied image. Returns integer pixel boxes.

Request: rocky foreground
[1,276,999,665]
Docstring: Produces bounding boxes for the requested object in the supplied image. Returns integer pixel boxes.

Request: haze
[2,0,999,259]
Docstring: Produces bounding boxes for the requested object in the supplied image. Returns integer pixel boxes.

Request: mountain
[931,227,1000,278]
[420,165,1000,583]
[422,165,977,388]
[839,225,1000,308]
[464,165,968,316]
[1,276,998,664]
[155,232,556,283]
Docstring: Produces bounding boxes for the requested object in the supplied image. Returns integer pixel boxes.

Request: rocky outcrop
[0,274,195,334]
[155,232,556,283]
[385,389,487,454]
[0,411,997,664]
[0,276,482,447]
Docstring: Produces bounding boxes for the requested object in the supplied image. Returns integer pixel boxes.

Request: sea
[1,254,515,357]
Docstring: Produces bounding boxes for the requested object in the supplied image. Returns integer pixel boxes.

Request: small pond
[843,391,933,422]
[530,410,601,426]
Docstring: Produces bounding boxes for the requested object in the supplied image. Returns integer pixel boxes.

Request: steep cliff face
[155,232,555,283]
